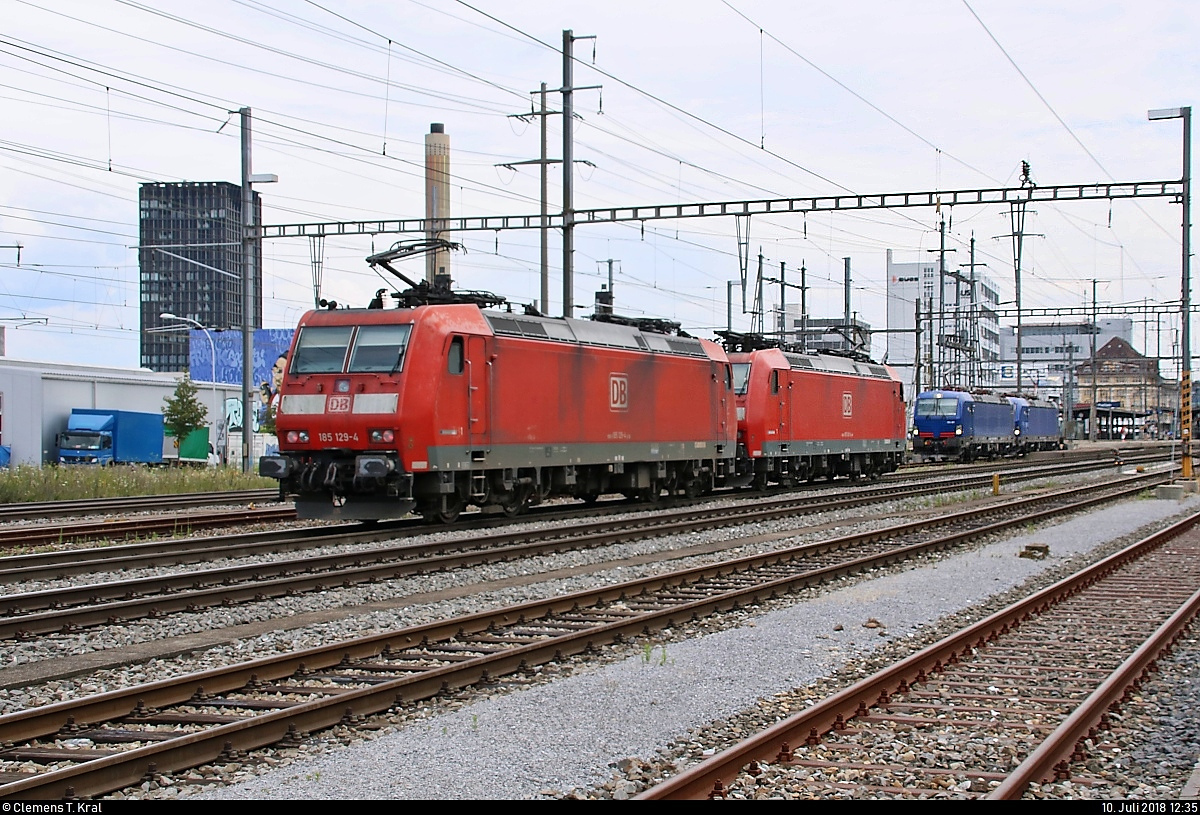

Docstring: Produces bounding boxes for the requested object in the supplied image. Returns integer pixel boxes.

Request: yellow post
[992,473,1000,496]
[1183,370,1193,479]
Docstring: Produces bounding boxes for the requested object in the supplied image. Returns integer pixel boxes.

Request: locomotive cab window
[915,397,959,417]
[292,326,354,374]
[731,362,750,395]
[447,337,464,374]
[349,324,413,373]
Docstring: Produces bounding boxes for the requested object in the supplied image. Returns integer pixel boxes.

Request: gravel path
[168,489,1200,801]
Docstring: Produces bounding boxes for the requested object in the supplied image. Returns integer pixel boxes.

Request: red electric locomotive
[259,303,739,521]
[729,347,907,487]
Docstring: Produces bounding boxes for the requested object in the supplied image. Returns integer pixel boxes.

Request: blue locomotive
[1007,395,1064,454]
[912,389,1016,462]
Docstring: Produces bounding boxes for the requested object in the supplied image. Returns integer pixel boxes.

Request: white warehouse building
[0,358,232,467]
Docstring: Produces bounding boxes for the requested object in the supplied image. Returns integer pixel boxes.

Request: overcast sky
[1,0,1196,370]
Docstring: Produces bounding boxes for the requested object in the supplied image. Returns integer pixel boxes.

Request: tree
[162,375,208,449]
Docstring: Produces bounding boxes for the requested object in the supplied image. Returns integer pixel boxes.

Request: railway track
[0,469,1174,799]
[635,509,1200,800]
[0,490,280,523]
[0,464,1170,640]
[0,452,1164,574]
[0,507,298,550]
[0,443,1165,549]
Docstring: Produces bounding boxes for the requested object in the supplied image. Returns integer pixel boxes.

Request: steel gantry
[262,180,1183,239]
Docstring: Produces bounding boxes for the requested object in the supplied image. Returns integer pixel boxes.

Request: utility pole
[914,299,922,393]
[1007,162,1041,396]
[762,263,809,345]
[1066,333,1075,437]
[239,107,255,474]
[539,82,549,313]
[779,261,786,341]
[843,257,852,352]
[562,31,574,318]
[561,29,599,318]
[1089,279,1099,441]
[925,223,956,386]
[236,107,276,473]
[502,84,562,314]
[960,235,986,389]
[800,260,808,354]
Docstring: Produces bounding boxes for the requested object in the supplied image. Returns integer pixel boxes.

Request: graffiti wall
[187,328,294,435]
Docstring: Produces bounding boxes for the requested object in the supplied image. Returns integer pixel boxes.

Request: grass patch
[0,464,275,503]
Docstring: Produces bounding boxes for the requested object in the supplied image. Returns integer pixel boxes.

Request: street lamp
[1148,106,1192,477]
[237,106,278,473]
[160,312,221,466]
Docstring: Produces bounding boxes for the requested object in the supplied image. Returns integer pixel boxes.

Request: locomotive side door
[773,368,788,440]
[466,335,489,447]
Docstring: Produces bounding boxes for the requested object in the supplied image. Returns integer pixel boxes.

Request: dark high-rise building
[138,181,261,372]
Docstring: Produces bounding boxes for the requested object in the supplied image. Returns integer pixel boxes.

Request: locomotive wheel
[436,506,462,524]
[420,494,466,524]
[581,492,601,505]
[684,478,703,499]
[500,496,528,518]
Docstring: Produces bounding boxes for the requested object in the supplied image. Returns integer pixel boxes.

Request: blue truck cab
[57,409,164,466]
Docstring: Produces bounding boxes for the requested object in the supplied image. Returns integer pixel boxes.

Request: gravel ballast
[174,491,1200,801]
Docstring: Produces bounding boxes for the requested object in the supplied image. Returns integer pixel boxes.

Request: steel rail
[0,490,280,522]
[0,507,297,549]
[635,510,1200,800]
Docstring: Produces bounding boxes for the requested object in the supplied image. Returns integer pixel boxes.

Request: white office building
[884,248,1002,400]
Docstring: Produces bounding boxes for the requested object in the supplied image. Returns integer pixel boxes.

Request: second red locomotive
[730,347,908,487]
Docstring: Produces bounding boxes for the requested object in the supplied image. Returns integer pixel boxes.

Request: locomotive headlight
[955,425,963,436]
[1015,428,1022,436]
[369,429,395,444]
[286,430,310,444]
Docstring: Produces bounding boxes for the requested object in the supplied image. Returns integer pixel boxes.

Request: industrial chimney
[425,123,451,285]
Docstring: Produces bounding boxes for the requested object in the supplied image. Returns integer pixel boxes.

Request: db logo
[610,374,629,412]
[842,392,853,417]
[327,395,352,413]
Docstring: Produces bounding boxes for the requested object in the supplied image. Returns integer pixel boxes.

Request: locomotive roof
[484,312,712,358]
[297,305,716,360]
[780,351,892,380]
[917,389,1010,405]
